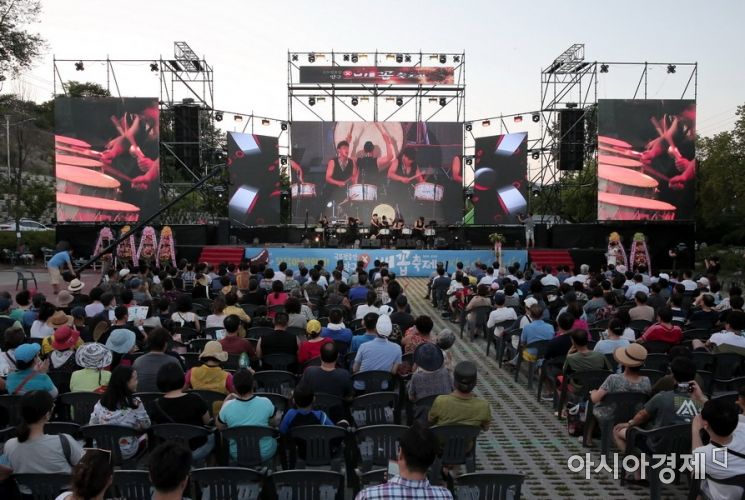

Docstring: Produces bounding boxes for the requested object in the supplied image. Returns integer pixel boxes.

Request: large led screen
[54,97,160,223]
[597,99,696,221]
[472,133,528,224]
[290,121,463,224]
[227,132,280,226]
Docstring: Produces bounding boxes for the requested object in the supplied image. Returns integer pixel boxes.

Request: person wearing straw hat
[588,343,652,447]
[67,279,88,309]
[185,341,235,395]
[56,291,74,312]
[70,343,113,392]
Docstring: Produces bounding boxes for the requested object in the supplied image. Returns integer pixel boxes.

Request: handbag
[566,401,587,437]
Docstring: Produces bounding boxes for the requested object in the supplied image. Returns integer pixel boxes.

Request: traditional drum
[372,204,396,222]
[598,144,640,159]
[598,154,643,169]
[424,228,436,237]
[347,183,377,201]
[358,227,370,236]
[55,154,106,170]
[379,228,391,236]
[55,135,92,149]
[401,228,413,236]
[57,192,140,223]
[598,165,658,198]
[314,227,325,233]
[57,164,121,198]
[597,136,632,149]
[291,183,316,198]
[336,226,348,234]
[597,192,676,221]
[55,144,102,159]
[414,182,444,202]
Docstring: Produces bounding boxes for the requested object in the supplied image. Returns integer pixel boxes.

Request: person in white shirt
[564,264,589,287]
[693,311,745,351]
[625,275,650,301]
[478,267,497,287]
[356,290,381,320]
[447,272,465,297]
[487,295,518,330]
[540,267,560,288]
[680,270,697,292]
[691,399,745,500]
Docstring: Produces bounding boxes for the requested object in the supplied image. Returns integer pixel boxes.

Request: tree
[64,80,111,98]
[17,179,53,220]
[0,0,45,78]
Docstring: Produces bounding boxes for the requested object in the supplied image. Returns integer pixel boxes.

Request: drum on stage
[55,135,92,149]
[598,192,676,221]
[336,226,348,234]
[372,204,396,222]
[379,228,391,236]
[57,192,140,222]
[314,227,325,233]
[291,183,317,198]
[401,228,412,236]
[55,154,106,170]
[598,154,643,169]
[598,165,658,197]
[348,183,377,201]
[597,136,632,149]
[414,182,444,202]
[358,227,370,236]
[424,228,436,237]
[57,164,121,198]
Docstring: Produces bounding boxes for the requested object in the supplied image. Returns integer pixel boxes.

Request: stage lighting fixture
[453,55,461,63]
[280,122,288,131]
[600,64,609,73]
[465,123,472,131]
[308,53,315,63]
[215,112,223,122]
[386,54,396,61]
[404,54,411,62]
[439,54,447,64]
[149,62,159,72]
[261,119,270,126]
[439,97,447,107]
[74,61,84,71]
[308,97,316,106]
[351,97,359,106]
[234,114,243,122]
[396,54,403,63]
[465,157,473,166]
[531,151,540,160]
[482,120,491,127]
[667,64,676,74]
[343,54,350,62]
[566,102,578,109]
[396,97,403,106]
[351,53,358,63]
[532,113,540,123]
[292,54,298,62]
[326,201,333,208]
[280,156,288,165]
[514,115,523,123]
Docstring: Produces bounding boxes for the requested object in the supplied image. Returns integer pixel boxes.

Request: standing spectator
[133,328,180,392]
[219,314,256,359]
[6,344,58,397]
[89,365,151,460]
[47,246,75,295]
[70,343,112,393]
[298,319,332,366]
[429,361,491,430]
[149,442,193,500]
[353,315,402,391]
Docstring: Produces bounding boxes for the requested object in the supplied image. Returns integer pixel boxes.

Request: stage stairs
[528,249,574,271]
[198,246,245,266]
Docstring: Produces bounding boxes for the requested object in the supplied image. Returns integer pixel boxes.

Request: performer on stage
[356,123,395,186]
[347,216,360,245]
[317,214,329,228]
[413,216,426,240]
[392,217,405,240]
[370,213,381,236]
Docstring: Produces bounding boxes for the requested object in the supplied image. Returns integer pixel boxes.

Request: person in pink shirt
[266,280,289,318]
[637,308,683,346]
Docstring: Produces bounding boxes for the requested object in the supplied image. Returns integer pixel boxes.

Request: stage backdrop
[472,132,528,224]
[55,97,160,223]
[227,132,280,226]
[290,121,463,225]
[597,99,696,221]
[243,247,527,278]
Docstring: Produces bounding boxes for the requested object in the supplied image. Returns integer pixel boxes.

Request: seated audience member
[89,365,151,460]
[30,302,56,339]
[629,291,656,323]
[223,291,251,328]
[2,391,83,485]
[637,307,683,346]
[429,361,491,430]
[151,363,213,462]
[515,304,554,363]
[0,298,22,333]
[693,310,745,354]
[185,341,235,394]
[408,343,453,423]
[22,292,45,329]
[540,313,576,400]
[355,424,453,500]
[219,314,257,358]
[133,327,180,392]
[613,357,706,454]
[298,319,332,365]
[486,293,518,331]
[266,280,289,318]
[55,448,113,500]
[256,312,298,358]
[390,295,414,333]
[691,399,745,499]
[6,343,58,397]
[171,295,201,333]
[0,326,25,377]
[625,274,650,301]
[464,284,493,332]
[351,312,379,353]
[299,342,353,422]
[688,293,721,328]
[98,305,143,347]
[320,308,353,350]
[70,343,112,393]
[8,290,31,323]
[563,329,612,374]
[279,384,335,438]
[593,318,631,355]
[44,326,83,382]
[104,328,138,369]
[402,315,435,355]
[205,296,227,329]
[355,290,381,320]
[217,369,277,462]
[353,315,402,391]
[286,297,309,329]
[584,287,608,324]
[149,442,193,500]
[240,279,266,306]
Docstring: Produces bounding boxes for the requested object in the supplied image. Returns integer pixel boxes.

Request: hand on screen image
[668,157,696,190]
[131,158,159,191]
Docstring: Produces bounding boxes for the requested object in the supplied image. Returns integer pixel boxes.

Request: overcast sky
[7,0,744,137]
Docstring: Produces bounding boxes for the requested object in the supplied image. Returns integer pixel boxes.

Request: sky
[6,0,745,138]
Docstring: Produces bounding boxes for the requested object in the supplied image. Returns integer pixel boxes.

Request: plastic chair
[313,392,346,416]
[350,392,398,427]
[254,392,289,415]
[254,370,297,395]
[188,390,227,418]
[191,467,264,500]
[461,305,493,341]
[247,326,275,338]
[712,353,745,391]
[643,353,670,373]
[60,392,100,426]
[556,370,611,419]
[182,352,202,369]
[682,328,711,343]
[629,319,652,336]
[13,473,70,500]
[351,370,396,393]
[13,267,37,291]
[261,353,297,371]
[109,470,152,500]
[430,424,481,473]
[289,425,348,470]
[454,472,525,500]
[270,470,345,500]
[710,391,739,405]
[594,392,650,457]
[639,369,666,387]
[409,394,440,426]
[189,338,212,353]
[486,320,516,357]
[353,424,408,493]
[691,351,715,372]
[497,328,521,367]
[133,392,163,417]
[150,423,212,449]
[0,394,22,427]
[80,424,143,467]
[514,339,551,389]
[44,422,80,439]
[48,371,72,395]
[712,376,745,394]
[219,425,279,468]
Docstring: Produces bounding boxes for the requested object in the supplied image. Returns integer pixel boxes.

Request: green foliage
[0,0,45,77]
[0,230,54,255]
[63,80,111,98]
[20,179,54,220]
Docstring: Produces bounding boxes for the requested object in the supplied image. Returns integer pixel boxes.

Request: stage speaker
[217,219,231,245]
[435,237,449,250]
[327,237,339,248]
[558,109,585,171]
[174,104,201,172]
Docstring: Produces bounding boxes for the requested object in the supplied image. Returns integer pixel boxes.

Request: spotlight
[465,123,472,132]
[343,54,350,62]
[396,97,403,106]
[667,64,676,74]
[351,97,359,106]
[351,53,358,63]
[261,119,270,126]
[439,54,447,64]
[396,54,403,63]
[453,55,461,63]
[215,112,223,122]
[566,102,578,109]
[404,54,411,63]
[292,54,298,62]
[600,64,609,73]
[308,53,315,63]
[532,188,540,197]
[74,61,84,71]
[532,113,540,123]
[280,156,288,165]
[481,120,491,127]
[149,62,159,72]
[532,151,540,160]
[280,122,288,131]
[234,114,243,122]
[439,97,447,107]
[514,115,523,123]
[308,97,316,106]
[465,157,473,166]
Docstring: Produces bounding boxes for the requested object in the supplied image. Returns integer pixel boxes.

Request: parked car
[0,219,52,231]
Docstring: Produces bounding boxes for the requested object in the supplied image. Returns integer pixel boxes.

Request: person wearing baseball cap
[297,319,331,366]
[352,314,401,392]
[428,361,491,430]
[5,343,58,397]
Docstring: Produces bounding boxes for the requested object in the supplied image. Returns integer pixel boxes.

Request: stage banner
[243,247,527,278]
[227,132,281,226]
[54,96,160,223]
[472,132,529,224]
[290,121,463,225]
[299,66,455,85]
[597,99,696,221]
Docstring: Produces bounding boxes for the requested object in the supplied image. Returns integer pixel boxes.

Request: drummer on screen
[326,140,358,188]
[388,147,425,201]
[357,123,395,185]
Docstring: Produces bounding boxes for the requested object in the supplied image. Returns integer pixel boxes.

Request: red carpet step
[198,246,245,266]
[528,249,574,271]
